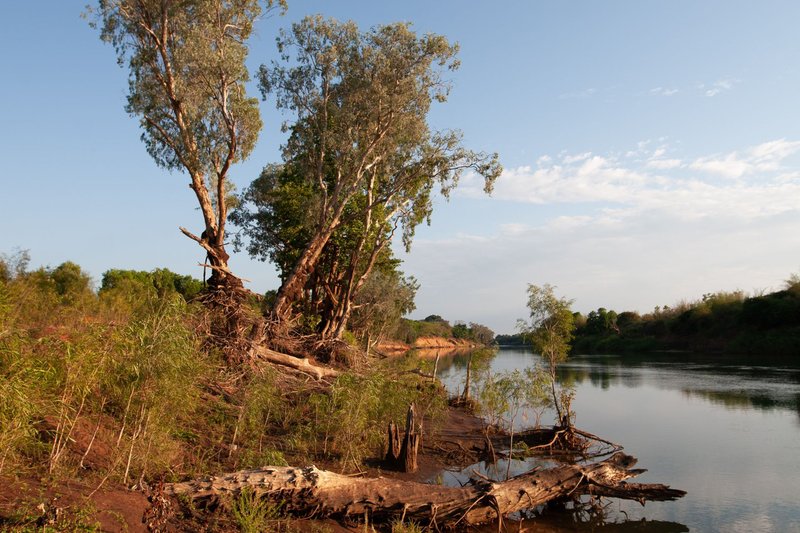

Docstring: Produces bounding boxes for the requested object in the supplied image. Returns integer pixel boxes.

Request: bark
[165,452,684,527]
[272,212,344,322]
[179,227,241,291]
[250,345,339,381]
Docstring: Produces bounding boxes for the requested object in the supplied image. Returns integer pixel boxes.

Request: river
[433,348,800,532]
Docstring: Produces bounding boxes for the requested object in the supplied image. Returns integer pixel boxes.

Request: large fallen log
[165,452,684,527]
[250,346,339,380]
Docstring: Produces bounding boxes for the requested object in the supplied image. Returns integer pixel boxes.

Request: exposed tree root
[165,452,684,527]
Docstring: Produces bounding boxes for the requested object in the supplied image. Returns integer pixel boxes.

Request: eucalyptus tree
[92,0,285,291]
[255,16,502,325]
[517,284,576,425]
[232,161,415,340]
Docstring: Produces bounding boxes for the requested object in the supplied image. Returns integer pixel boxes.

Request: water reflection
[433,349,800,532]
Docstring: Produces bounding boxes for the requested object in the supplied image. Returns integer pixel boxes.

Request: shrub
[303,370,446,470]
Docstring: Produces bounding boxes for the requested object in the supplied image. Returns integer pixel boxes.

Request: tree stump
[385,403,419,472]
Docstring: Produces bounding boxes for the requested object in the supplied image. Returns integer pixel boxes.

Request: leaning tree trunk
[166,453,684,528]
[272,217,343,323]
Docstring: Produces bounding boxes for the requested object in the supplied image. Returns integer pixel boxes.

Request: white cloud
[650,87,679,96]
[646,158,682,170]
[748,138,800,165]
[689,139,800,178]
[702,78,739,97]
[690,153,750,178]
[558,87,596,100]
[563,152,593,165]
[407,139,800,332]
[464,139,800,210]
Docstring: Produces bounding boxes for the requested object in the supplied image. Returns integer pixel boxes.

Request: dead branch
[249,345,339,381]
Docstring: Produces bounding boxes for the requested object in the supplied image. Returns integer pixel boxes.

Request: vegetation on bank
[0,252,447,530]
[92,0,501,348]
[396,315,495,346]
[569,276,800,356]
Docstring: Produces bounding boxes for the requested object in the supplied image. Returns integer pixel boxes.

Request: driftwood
[165,453,684,527]
[250,346,339,380]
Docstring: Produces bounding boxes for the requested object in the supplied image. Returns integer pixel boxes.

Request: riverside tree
[249,16,502,329]
[92,0,285,292]
[517,284,576,425]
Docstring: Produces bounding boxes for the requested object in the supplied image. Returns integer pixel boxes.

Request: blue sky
[2,1,800,333]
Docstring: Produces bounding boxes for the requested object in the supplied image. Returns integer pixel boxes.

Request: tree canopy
[242,15,501,328]
[93,0,283,289]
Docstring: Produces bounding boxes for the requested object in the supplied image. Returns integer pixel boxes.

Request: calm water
[434,348,800,532]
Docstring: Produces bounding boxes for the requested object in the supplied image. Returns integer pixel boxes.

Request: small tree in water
[517,284,576,427]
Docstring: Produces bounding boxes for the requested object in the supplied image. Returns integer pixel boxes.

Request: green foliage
[0,249,31,284]
[234,369,290,469]
[518,284,575,366]
[584,307,618,335]
[301,370,446,470]
[475,368,550,431]
[396,315,494,345]
[103,296,208,480]
[572,281,800,356]
[493,333,530,346]
[349,270,418,349]
[451,322,470,339]
[0,257,211,481]
[50,262,93,304]
[231,488,283,533]
[101,268,203,301]
[518,284,576,423]
[236,14,500,334]
[94,0,265,176]
[91,0,284,280]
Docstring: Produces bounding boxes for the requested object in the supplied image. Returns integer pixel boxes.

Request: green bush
[302,370,446,470]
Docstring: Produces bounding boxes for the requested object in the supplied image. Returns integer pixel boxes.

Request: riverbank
[376,335,481,355]
[0,402,491,532]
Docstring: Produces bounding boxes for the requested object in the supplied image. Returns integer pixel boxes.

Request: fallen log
[165,452,684,527]
[250,346,339,381]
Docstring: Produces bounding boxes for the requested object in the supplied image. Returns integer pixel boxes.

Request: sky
[2,1,800,334]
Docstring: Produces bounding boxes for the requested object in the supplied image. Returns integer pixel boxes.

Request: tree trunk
[165,453,684,527]
[179,226,241,292]
[272,217,342,322]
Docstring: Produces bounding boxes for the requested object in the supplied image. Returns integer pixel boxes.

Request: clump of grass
[390,519,426,533]
[230,488,283,533]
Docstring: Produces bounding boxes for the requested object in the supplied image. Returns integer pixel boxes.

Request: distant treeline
[394,315,495,346]
[571,278,800,356]
[494,333,531,346]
